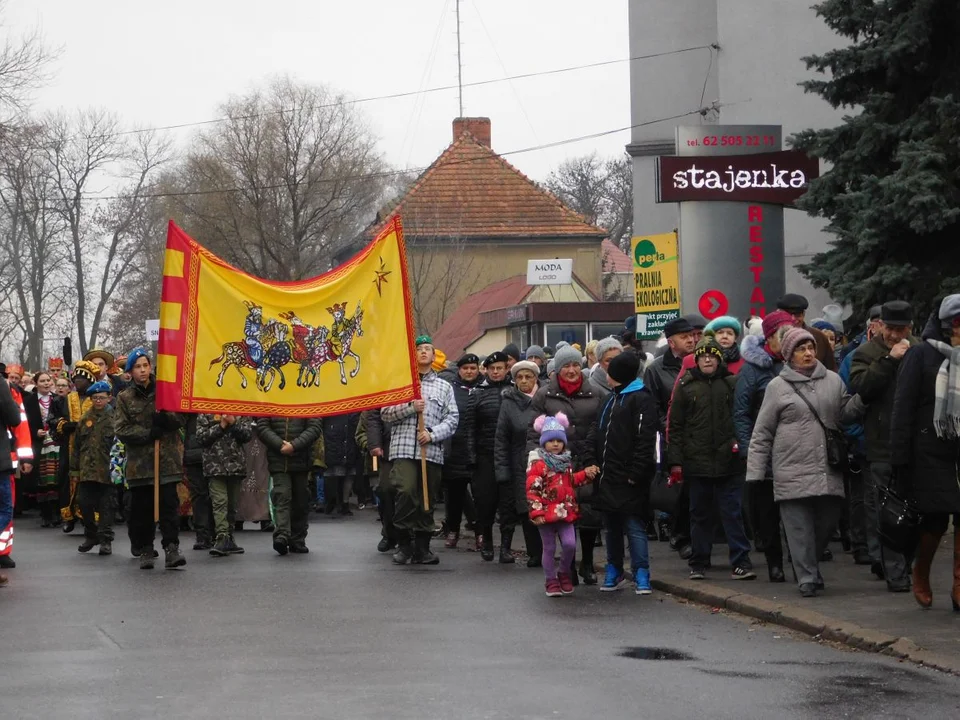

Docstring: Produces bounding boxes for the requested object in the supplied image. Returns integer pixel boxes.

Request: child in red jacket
[526,413,598,597]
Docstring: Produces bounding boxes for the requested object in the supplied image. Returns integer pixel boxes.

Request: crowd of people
[1,292,959,609]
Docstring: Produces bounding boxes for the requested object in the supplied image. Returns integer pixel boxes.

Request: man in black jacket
[590,353,658,594]
[439,354,479,549]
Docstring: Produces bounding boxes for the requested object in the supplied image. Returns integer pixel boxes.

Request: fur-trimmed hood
[741,334,773,369]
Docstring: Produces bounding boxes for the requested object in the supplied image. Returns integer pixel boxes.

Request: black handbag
[878,481,922,554]
[786,382,848,471]
[649,470,681,515]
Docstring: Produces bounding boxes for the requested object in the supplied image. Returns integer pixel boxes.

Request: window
[510,325,530,351]
[544,323,587,349]
[590,323,624,342]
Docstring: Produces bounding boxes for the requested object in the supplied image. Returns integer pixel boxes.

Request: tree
[44,109,172,355]
[544,153,633,249]
[0,1,56,122]
[169,76,388,281]
[792,0,960,321]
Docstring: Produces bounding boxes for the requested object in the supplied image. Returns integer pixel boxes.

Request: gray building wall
[628,0,845,317]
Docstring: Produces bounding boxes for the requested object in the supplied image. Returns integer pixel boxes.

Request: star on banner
[373,256,392,297]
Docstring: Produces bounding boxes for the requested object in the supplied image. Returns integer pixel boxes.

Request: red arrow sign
[698,290,729,320]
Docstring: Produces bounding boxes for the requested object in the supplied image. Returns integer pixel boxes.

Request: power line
[72,105,719,203]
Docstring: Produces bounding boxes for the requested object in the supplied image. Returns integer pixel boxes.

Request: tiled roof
[431,275,533,358]
[601,239,632,273]
[366,131,608,240]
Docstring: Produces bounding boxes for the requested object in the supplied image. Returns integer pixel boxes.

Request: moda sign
[656,126,820,321]
[656,151,819,204]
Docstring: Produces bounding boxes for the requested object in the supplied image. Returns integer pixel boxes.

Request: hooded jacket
[474,376,511,458]
[115,377,184,487]
[322,413,362,470]
[255,417,323,474]
[588,378,658,515]
[666,366,739,477]
[733,334,783,457]
[889,313,960,513]
[643,350,684,434]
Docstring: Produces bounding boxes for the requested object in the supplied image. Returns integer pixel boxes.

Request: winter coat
[666,367,739,478]
[195,414,253,477]
[746,362,854,502]
[356,410,391,476]
[643,350,683,434]
[849,333,919,463]
[588,378,658,515]
[322,413,362,470]
[71,405,115,484]
[183,414,204,466]
[22,390,43,459]
[442,373,478,475]
[494,385,540,514]
[474,377,511,459]
[524,375,602,465]
[838,352,867,458]
[525,455,590,524]
[889,313,960,513]
[676,350,745,384]
[255,417,323,474]
[115,378,185,488]
[733,335,783,468]
[588,366,612,400]
[0,380,23,474]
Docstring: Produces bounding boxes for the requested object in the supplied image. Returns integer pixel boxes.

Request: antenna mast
[456,0,464,116]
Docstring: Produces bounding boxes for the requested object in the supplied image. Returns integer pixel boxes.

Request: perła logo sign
[633,239,665,269]
[656,150,819,205]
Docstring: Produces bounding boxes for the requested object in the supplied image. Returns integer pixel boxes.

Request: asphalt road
[3,512,959,720]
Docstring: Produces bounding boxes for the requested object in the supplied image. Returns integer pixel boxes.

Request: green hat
[415,334,433,347]
[694,330,724,362]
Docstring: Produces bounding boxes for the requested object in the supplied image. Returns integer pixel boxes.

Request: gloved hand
[153,412,179,431]
[60,421,78,434]
[667,466,683,487]
[149,424,165,441]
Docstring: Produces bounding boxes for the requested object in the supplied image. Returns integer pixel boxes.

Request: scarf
[557,374,583,397]
[537,447,572,474]
[723,344,741,365]
[926,338,960,439]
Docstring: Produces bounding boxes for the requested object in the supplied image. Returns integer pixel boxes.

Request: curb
[651,577,960,676]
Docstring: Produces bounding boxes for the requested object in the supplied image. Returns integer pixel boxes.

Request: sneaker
[600,565,627,592]
[226,536,245,555]
[210,534,230,557]
[78,537,97,553]
[678,545,693,560]
[689,567,706,580]
[557,572,575,594]
[635,568,652,595]
[164,544,186,569]
[140,550,155,570]
[98,540,112,556]
[444,532,459,549]
[544,578,563,597]
[193,538,213,551]
[392,544,414,565]
[731,566,756,581]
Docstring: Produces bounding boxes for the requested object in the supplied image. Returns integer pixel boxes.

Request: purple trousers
[538,521,577,581]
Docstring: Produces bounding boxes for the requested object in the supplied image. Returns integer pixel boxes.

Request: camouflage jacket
[71,405,114,484]
[195,414,253,478]
[115,377,184,487]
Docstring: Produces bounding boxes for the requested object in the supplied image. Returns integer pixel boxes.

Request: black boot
[415,533,440,565]
[499,527,516,564]
[77,536,97,553]
[392,534,414,565]
[480,526,495,562]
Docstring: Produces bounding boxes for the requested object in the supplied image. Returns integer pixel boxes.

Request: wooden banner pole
[417,412,430,512]
[153,439,160,523]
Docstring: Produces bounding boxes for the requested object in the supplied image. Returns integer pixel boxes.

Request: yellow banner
[156,216,418,417]
[632,231,680,339]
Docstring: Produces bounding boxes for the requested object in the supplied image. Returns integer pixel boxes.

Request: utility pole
[456,0,464,117]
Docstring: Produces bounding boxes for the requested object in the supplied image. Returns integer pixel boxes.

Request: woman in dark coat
[321,413,362,516]
[890,298,960,611]
[473,352,513,562]
[526,345,602,583]
[494,361,542,567]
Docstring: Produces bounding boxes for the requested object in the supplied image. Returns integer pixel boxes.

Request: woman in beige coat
[747,327,856,598]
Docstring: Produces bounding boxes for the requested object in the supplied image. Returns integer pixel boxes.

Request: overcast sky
[6,0,636,181]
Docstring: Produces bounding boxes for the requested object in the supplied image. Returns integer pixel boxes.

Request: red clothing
[291,324,310,363]
[2,386,31,557]
[557,374,583,397]
[526,457,590,524]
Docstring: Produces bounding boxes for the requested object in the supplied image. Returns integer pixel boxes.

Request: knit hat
[607,352,640,385]
[534,412,569,447]
[552,344,583,371]
[694,331,724,362]
[939,294,960,321]
[503,343,521,362]
[762,310,795,339]
[510,360,540,379]
[822,304,844,329]
[72,360,101,383]
[594,336,623,362]
[556,341,569,350]
[546,359,556,375]
[704,315,741,337]
[86,381,111,396]
[124,348,150,373]
[525,345,545,362]
[781,327,815,361]
[811,319,838,334]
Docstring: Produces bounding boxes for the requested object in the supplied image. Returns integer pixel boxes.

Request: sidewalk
[641,534,960,673]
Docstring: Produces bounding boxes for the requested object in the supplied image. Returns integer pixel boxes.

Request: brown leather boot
[912,531,942,608]
[952,528,960,612]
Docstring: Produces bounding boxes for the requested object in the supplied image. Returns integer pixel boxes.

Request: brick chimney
[453,117,491,148]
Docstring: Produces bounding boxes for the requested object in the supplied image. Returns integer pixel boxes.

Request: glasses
[91,396,110,403]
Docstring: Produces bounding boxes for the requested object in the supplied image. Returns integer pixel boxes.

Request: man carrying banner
[382,335,459,566]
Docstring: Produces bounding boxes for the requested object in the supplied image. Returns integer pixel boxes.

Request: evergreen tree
[792,0,960,322]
